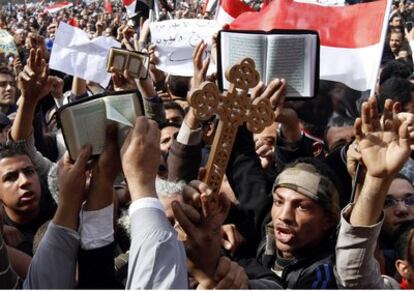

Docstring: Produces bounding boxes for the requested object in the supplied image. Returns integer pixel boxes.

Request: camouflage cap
[273,162,340,221]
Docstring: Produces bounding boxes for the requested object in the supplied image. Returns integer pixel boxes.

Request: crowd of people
[1,0,414,289]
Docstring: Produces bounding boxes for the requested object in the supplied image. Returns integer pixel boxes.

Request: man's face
[271,187,333,259]
[390,32,403,53]
[391,16,402,27]
[160,126,179,155]
[382,178,414,237]
[0,155,41,221]
[165,108,184,125]
[0,73,16,107]
[14,31,25,45]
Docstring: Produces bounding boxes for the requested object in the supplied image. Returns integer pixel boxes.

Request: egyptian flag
[44,1,73,14]
[228,0,391,92]
[216,0,255,25]
[123,0,137,17]
[123,0,152,19]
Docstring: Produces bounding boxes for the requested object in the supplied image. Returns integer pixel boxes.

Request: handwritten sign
[150,19,221,76]
[0,30,18,56]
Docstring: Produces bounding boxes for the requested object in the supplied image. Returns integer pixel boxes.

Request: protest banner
[228,0,391,92]
[150,19,221,76]
[0,29,18,56]
[49,22,121,88]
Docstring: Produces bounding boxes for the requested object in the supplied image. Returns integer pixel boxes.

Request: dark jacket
[256,218,337,289]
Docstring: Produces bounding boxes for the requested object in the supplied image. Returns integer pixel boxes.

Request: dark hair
[0,148,31,161]
[378,77,414,112]
[0,66,13,78]
[159,121,181,130]
[394,173,414,186]
[163,101,185,118]
[167,75,190,99]
[379,60,413,85]
[291,82,333,139]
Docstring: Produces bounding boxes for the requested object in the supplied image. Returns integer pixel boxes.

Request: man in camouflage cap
[256,157,341,289]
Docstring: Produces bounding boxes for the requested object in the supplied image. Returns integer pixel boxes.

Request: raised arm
[335,97,411,288]
[122,117,187,289]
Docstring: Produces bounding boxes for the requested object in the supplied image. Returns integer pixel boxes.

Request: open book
[106,48,150,79]
[218,30,319,98]
[57,91,144,159]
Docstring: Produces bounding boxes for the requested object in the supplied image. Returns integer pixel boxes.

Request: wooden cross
[188,58,275,210]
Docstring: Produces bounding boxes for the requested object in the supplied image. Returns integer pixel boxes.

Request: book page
[220,32,266,90]
[103,92,143,147]
[265,34,316,97]
[67,98,107,157]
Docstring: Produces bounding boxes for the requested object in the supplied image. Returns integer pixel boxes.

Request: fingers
[171,201,196,238]
[214,256,231,285]
[201,57,210,77]
[361,102,372,132]
[354,117,363,142]
[179,203,202,224]
[214,257,247,289]
[383,99,394,131]
[251,81,265,99]
[368,96,381,131]
[73,144,92,170]
[399,121,411,150]
[267,78,287,109]
[102,123,119,156]
[193,40,207,70]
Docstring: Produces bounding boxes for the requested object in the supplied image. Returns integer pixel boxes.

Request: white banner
[150,19,221,76]
[49,22,121,88]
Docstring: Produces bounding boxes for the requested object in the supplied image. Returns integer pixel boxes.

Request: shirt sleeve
[23,222,80,289]
[126,198,188,289]
[176,121,203,146]
[334,203,385,289]
[79,203,114,250]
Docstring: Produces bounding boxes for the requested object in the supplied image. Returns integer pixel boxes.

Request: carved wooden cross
[188,58,275,210]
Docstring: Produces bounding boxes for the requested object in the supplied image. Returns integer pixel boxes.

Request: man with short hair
[389,30,405,59]
[0,148,55,255]
[257,158,340,288]
[0,67,17,114]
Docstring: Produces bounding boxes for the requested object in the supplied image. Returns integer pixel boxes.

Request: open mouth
[275,226,295,244]
[20,191,35,202]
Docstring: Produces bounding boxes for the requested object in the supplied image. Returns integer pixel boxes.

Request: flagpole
[369,0,392,96]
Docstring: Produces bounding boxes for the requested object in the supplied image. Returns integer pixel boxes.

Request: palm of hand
[359,131,410,178]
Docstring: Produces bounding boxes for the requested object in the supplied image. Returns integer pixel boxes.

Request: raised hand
[355,96,411,179]
[110,67,137,91]
[191,40,210,90]
[55,145,92,230]
[252,78,301,142]
[172,180,231,286]
[120,117,160,200]
[18,48,52,104]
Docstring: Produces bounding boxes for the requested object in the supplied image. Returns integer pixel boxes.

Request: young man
[0,67,17,115]
[0,149,55,256]
[257,158,340,288]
